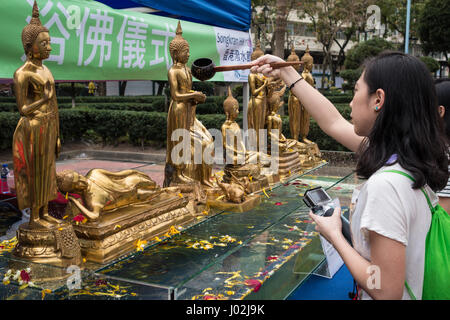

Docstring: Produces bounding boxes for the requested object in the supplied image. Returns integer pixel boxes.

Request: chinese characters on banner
[214,27,252,82]
[9,0,251,82]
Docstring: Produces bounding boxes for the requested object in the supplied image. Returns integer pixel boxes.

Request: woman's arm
[251,56,364,152]
[310,208,406,300]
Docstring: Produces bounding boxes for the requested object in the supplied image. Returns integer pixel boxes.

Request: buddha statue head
[301,45,313,72]
[251,40,264,61]
[56,170,88,193]
[169,21,189,64]
[287,44,300,72]
[223,86,239,121]
[22,1,51,60]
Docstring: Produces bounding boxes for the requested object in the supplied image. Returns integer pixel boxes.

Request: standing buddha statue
[299,46,322,162]
[164,21,215,188]
[13,1,62,229]
[12,1,81,268]
[287,44,301,142]
[247,41,268,150]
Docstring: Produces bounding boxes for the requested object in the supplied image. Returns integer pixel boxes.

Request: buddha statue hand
[192,91,206,104]
[68,196,100,222]
[56,137,61,157]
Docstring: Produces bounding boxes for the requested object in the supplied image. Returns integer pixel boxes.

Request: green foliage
[192,81,214,96]
[0,101,353,152]
[377,0,426,40]
[58,108,90,142]
[344,38,395,70]
[418,0,450,56]
[56,83,88,97]
[127,112,167,147]
[341,38,395,89]
[0,112,20,150]
[0,103,17,112]
[232,85,243,98]
[420,56,440,73]
[339,69,362,89]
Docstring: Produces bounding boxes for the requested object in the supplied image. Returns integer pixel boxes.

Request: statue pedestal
[13,222,82,282]
[223,164,270,194]
[305,142,323,167]
[71,194,194,264]
[275,149,303,178]
[206,194,261,213]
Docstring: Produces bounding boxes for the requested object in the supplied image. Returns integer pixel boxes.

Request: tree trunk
[119,81,127,96]
[97,82,106,96]
[274,0,288,58]
[71,82,75,108]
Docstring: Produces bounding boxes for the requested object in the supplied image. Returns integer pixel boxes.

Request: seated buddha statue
[221,87,271,186]
[56,169,163,222]
[266,81,294,152]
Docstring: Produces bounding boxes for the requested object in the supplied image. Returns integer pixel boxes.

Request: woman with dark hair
[435,79,450,212]
[251,51,449,300]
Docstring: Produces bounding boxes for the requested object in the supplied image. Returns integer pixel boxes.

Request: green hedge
[1,94,348,115]
[0,104,352,151]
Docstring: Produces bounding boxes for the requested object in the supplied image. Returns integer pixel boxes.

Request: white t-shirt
[350,163,434,300]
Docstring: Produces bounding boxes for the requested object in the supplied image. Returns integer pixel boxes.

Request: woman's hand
[250,54,285,79]
[309,206,344,245]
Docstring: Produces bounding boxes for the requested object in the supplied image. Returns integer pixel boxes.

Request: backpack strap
[380,169,427,301]
[405,281,417,300]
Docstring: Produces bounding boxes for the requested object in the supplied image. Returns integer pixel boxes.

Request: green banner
[1,0,252,82]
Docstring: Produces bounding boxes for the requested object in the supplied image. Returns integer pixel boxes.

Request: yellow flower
[83,258,87,263]
[114,225,121,230]
[169,226,180,235]
[41,289,52,300]
[152,237,161,242]
[226,291,235,295]
[63,215,68,220]
[134,239,147,252]
[262,188,270,199]
[19,283,29,290]
[178,193,183,198]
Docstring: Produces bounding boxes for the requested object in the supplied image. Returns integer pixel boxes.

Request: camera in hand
[303,187,352,245]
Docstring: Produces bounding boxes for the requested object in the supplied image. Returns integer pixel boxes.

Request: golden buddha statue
[266,81,289,152]
[56,168,198,263]
[287,44,301,142]
[220,87,270,193]
[57,169,162,221]
[13,0,62,229]
[299,46,322,163]
[248,41,269,148]
[12,1,81,269]
[300,46,315,144]
[222,87,260,166]
[164,21,216,189]
[266,81,303,177]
